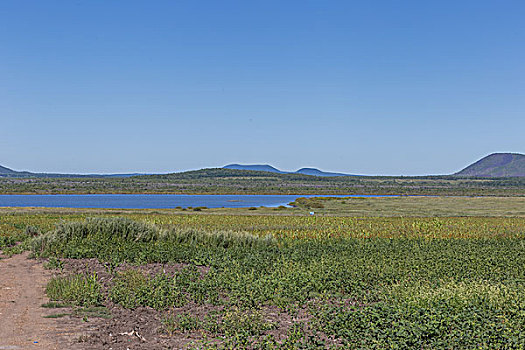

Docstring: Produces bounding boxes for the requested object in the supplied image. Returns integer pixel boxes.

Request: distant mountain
[82,173,145,178]
[4,153,523,179]
[0,164,145,178]
[295,168,350,177]
[455,153,525,177]
[223,164,355,177]
[0,165,16,174]
[223,164,284,173]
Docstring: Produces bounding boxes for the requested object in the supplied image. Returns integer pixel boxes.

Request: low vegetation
[1,205,524,348]
[291,196,525,217]
[2,214,517,348]
[1,168,525,196]
[46,273,102,307]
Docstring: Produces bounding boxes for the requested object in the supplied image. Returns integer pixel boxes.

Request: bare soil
[0,254,336,349]
[0,252,89,350]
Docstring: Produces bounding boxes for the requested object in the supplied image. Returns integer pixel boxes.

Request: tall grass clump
[46,273,102,306]
[31,217,276,258]
[32,217,159,256]
[110,267,221,309]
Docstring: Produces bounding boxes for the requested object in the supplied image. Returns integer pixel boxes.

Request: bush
[220,307,275,338]
[0,236,16,249]
[44,257,64,270]
[294,197,325,209]
[161,314,201,335]
[25,225,41,237]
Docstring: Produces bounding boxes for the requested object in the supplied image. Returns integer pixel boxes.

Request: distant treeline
[0,168,524,196]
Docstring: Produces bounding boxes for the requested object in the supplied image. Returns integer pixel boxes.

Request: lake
[0,194,396,209]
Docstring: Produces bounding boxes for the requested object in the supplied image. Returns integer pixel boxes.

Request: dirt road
[0,252,75,350]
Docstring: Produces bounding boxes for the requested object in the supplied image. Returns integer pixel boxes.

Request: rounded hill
[455,153,525,177]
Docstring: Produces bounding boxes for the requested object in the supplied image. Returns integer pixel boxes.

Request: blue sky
[1,1,523,175]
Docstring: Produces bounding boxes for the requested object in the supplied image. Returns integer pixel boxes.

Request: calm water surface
[0,194,396,209]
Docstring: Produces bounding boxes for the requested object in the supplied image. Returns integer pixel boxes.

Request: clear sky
[1,1,524,175]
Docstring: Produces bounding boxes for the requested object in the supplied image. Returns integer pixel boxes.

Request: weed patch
[46,273,102,307]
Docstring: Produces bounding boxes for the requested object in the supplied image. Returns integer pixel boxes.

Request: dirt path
[0,252,79,350]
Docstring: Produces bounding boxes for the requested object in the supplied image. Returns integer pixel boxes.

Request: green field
[1,198,525,348]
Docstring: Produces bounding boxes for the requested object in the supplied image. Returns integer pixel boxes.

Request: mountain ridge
[0,165,17,174]
[223,164,354,177]
[1,152,524,178]
[223,164,284,173]
[0,164,144,178]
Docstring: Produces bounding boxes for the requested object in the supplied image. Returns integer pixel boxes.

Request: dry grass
[293,196,525,217]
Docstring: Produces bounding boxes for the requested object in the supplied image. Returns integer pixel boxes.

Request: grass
[43,257,64,270]
[1,201,524,348]
[31,217,277,256]
[291,195,525,217]
[42,306,111,320]
[161,309,274,337]
[25,215,525,348]
[43,313,71,318]
[42,301,71,308]
[46,273,102,307]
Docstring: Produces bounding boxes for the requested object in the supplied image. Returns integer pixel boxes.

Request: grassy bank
[291,195,525,217]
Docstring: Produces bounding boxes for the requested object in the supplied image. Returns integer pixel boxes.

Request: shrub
[25,225,41,237]
[44,257,64,270]
[294,197,325,209]
[162,314,201,335]
[220,307,274,338]
[0,236,16,249]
